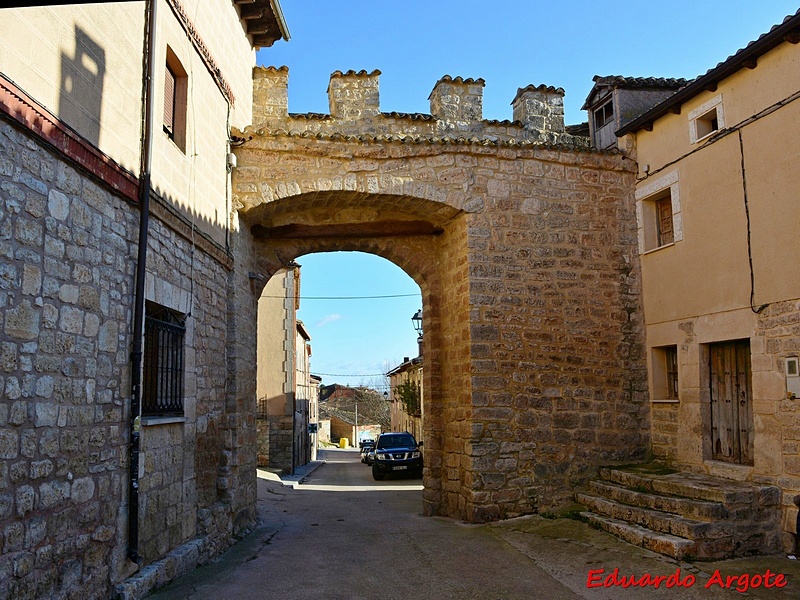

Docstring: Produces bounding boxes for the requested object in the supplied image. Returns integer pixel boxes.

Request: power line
[313,372,388,377]
[260,293,419,300]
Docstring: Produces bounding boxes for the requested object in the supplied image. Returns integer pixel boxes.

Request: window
[635,171,682,253]
[143,302,185,416]
[163,65,176,138]
[694,107,719,139]
[651,345,679,402]
[640,189,675,251]
[593,101,614,129]
[655,194,674,247]
[163,46,187,151]
[689,94,725,144]
[786,357,800,399]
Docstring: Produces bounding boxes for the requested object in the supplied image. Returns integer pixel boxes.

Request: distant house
[319,384,385,446]
[582,75,687,150]
[387,356,423,441]
[256,264,317,472]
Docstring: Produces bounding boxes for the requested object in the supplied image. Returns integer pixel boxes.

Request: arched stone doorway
[243,189,465,519]
[230,67,650,523]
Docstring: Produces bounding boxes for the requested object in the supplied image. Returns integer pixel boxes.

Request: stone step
[598,468,780,507]
[576,493,732,540]
[588,480,729,520]
[580,512,699,560]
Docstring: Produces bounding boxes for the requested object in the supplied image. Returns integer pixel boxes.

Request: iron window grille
[143,305,185,416]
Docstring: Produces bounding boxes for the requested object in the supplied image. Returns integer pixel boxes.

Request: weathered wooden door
[709,340,754,464]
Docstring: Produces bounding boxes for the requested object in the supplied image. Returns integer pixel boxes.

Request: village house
[387,356,423,441]
[256,262,318,472]
[318,384,384,447]
[614,9,800,553]
[570,9,800,560]
[0,1,288,598]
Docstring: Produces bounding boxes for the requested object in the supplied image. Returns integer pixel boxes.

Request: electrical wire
[260,293,419,300]
[738,129,767,314]
[313,372,389,377]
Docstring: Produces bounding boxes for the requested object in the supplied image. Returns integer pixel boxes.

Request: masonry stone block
[0,430,19,460]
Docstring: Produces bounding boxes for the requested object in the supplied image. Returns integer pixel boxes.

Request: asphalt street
[145,448,800,600]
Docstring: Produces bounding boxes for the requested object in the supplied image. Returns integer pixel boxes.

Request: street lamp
[411,309,422,337]
[412,309,423,358]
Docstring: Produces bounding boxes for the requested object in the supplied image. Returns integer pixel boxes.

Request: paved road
[146,448,800,600]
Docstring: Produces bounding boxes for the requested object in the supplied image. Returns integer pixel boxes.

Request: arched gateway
[230,67,649,522]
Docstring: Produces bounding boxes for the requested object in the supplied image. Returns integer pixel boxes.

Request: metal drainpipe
[128,0,157,564]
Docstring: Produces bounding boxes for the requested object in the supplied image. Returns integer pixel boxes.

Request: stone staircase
[575,464,782,560]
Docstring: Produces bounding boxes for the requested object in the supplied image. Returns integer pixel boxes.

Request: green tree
[394,379,420,416]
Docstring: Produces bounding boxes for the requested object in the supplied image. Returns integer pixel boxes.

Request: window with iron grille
[143,303,185,416]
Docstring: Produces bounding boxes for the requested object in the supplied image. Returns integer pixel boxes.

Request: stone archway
[230,67,650,523]
[243,189,468,519]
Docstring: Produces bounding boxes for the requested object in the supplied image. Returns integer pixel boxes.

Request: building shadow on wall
[59,26,105,147]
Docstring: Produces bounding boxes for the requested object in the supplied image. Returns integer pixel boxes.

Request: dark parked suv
[371,432,423,480]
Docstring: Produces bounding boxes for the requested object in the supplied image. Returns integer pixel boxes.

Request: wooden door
[709,340,754,464]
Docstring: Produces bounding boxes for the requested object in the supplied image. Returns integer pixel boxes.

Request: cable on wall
[738,129,768,314]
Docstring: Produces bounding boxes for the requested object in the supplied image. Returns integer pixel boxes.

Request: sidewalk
[256,449,330,488]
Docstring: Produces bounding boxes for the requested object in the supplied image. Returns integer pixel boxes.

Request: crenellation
[429,75,485,128]
[327,69,382,121]
[253,66,289,125]
[512,85,565,134]
[251,66,590,148]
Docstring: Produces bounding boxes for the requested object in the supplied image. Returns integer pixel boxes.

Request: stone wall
[233,68,649,522]
[650,402,679,460]
[754,300,800,551]
[0,108,255,598]
[0,117,136,599]
[137,200,233,565]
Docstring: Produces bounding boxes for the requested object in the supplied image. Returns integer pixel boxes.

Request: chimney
[327,69,381,120]
[512,84,565,134]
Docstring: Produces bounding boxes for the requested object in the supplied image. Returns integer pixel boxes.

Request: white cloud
[316,314,342,328]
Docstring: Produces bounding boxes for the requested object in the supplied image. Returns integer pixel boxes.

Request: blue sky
[256,2,799,386]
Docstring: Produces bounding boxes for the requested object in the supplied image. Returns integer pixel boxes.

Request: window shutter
[656,196,674,246]
[163,66,175,136]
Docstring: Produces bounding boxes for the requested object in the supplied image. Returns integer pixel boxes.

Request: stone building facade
[388,356,423,440]
[0,1,288,599]
[233,66,650,522]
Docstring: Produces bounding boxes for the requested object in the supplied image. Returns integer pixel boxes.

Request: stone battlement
[251,66,590,148]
